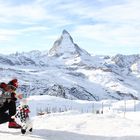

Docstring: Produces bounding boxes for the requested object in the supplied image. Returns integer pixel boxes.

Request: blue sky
[0,0,140,55]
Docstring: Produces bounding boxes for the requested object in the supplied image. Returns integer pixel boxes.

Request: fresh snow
[0,95,140,140]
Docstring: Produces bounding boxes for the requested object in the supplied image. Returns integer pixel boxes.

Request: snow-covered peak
[62,29,73,40]
[48,30,90,58]
[111,54,140,68]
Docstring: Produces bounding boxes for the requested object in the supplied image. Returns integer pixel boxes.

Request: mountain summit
[48,30,90,57]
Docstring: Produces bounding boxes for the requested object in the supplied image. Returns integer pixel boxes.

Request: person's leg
[7,100,21,128]
[8,100,16,122]
[0,113,10,124]
[0,101,10,124]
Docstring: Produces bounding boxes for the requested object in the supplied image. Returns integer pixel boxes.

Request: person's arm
[10,91,23,100]
[15,93,23,99]
[11,110,20,119]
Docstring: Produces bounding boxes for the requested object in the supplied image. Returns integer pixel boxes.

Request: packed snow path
[0,111,140,140]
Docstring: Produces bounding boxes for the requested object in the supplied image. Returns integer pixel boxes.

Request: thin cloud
[0,26,50,41]
[0,2,46,21]
[65,0,140,24]
[0,29,21,41]
[0,0,139,55]
[69,0,140,49]
[21,26,50,33]
[73,24,140,46]
[0,0,75,26]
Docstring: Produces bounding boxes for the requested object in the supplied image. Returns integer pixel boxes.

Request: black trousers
[0,100,16,124]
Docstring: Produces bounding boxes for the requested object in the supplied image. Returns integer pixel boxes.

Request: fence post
[92,103,94,113]
[101,102,103,114]
[124,100,126,118]
[134,100,136,112]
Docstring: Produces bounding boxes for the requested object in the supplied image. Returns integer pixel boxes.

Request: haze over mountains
[0,30,140,100]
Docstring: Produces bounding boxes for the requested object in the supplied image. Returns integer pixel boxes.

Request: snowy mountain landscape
[0,30,140,140]
[0,30,140,101]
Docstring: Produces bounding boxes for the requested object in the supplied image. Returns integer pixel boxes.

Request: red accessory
[0,82,7,89]
[10,79,18,88]
[8,121,21,128]
[25,108,30,113]
[11,79,17,83]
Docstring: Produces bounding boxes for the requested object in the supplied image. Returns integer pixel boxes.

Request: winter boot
[8,121,21,128]
[29,128,33,132]
[21,128,26,134]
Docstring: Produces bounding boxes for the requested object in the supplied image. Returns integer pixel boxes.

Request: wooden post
[92,103,94,113]
[124,100,126,118]
[134,100,136,112]
[101,102,103,114]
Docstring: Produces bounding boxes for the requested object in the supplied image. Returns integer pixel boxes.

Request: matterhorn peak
[61,29,74,44]
[48,30,90,57]
[62,29,69,35]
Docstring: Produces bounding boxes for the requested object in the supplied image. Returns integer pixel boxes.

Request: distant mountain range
[0,30,140,101]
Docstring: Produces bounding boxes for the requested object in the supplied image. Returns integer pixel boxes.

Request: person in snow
[12,98,33,134]
[0,79,22,128]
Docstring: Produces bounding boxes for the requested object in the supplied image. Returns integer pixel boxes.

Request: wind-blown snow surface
[0,95,140,140]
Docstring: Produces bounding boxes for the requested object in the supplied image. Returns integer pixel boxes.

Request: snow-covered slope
[1,95,140,140]
[0,30,140,100]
